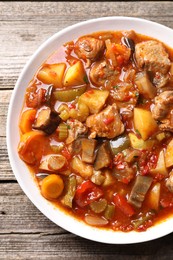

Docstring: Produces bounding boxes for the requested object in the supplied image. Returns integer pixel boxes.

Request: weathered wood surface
[1,1,173,259]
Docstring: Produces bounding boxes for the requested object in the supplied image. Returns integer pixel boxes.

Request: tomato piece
[74,180,103,207]
[26,88,46,108]
[103,116,114,125]
[141,165,149,176]
[160,195,173,208]
[116,163,125,170]
[61,147,72,160]
[68,103,76,109]
[114,194,135,217]
[116,55,124,66]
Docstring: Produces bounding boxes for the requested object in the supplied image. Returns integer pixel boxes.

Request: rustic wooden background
[1,1,173,259]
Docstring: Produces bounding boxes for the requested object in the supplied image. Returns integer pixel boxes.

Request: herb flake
[113,85,119,89]
[135,129,141,137]
[135,92,139,97]
[83,75,89,84]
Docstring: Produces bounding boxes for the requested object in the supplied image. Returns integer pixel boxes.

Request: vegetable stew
[18,30,173,232]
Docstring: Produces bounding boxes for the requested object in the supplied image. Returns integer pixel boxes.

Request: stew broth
[18,30,173,232]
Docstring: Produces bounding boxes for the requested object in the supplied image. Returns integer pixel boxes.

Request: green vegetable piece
[135,129,141,137]
[110,135,130,155]
[113,85,119,89]
[135,92,139,97]
[50,143,64,153]
[104,205,115,220]
[53,86,86,102]
[83,75,89,84]
[90,198,107,213]
[58,123,68,141]
[132,211,155,229]
[62,175,77,208]
[90,170,105,186]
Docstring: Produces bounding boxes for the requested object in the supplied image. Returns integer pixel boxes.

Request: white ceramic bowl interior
[7,17,173,244]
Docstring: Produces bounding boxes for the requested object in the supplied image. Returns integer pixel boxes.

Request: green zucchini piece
[53,86,86,102]
[110,135,130,155]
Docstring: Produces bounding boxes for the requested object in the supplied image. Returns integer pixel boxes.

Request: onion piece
[84,215,108,226]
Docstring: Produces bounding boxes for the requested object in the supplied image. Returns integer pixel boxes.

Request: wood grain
[0,185,173,259]
[1,1,173,259]
[1,1,173,90]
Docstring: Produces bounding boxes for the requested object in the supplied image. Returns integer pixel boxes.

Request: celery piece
[58,123,68,141]
[90,199,107,214]
[62,175,77,208]
[104,205,115,220]
[132,211,155,229]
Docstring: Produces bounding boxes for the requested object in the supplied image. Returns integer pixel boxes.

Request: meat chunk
[66,119,88,144]
[113,163,135,184]
[152,91,173,132]
[152,91,173,120]
[74,36,105,62]
[166,171,173,193]
[110,82,138,107]
[153,72,169,89]
[89,60,119,86]
[86,104,124,139]
[159,121,173,132]
[135,40,171,74]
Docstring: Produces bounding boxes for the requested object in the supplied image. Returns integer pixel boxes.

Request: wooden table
[1,1,173,259]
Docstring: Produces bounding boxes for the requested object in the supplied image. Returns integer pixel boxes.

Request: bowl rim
[6,16,173,244]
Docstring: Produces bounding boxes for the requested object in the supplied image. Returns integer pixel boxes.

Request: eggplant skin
[33,107,60,135]
[43,112,61,135]
[128,175,153,208]
[94,142,112,170]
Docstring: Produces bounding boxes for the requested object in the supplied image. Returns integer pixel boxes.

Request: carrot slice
[18,131,45,165]
[41,174,64,200]
[19,109,36,134]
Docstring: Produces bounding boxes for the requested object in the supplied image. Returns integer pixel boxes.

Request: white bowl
[7,17,173,244]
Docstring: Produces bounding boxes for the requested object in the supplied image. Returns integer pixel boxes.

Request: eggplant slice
[94,142,112,170]
[33,106,60,135]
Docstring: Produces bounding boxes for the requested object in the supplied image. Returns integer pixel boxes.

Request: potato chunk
[147,183,161,211]
[71,156,93,178]
[78,89,109,114]
[63,61,87,87]
[165,138,173,167]
[129,133,155,150]
[134,108,158,140]
[37,63,66,88]
[150,150,168,176]
[135,71,156,99]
